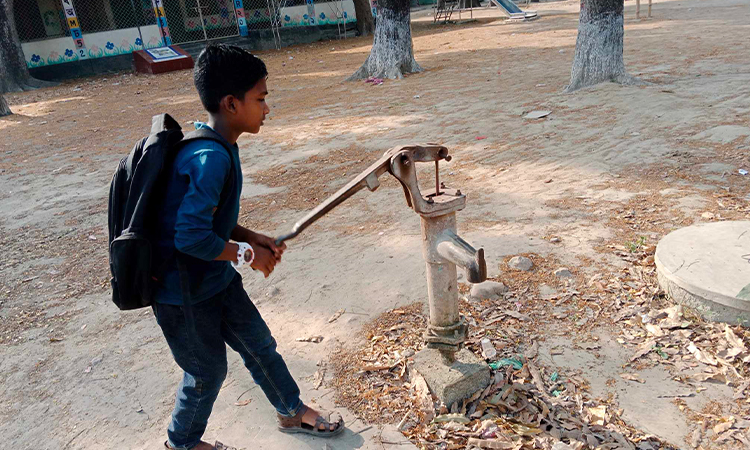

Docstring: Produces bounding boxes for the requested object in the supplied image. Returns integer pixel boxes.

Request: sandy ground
[2,0,750,447]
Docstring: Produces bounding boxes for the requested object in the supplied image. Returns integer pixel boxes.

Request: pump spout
[436,231,487,284]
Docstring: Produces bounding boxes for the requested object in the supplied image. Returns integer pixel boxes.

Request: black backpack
[107,114,235,310]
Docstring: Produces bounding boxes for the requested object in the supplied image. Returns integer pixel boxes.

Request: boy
[154,44,344,450]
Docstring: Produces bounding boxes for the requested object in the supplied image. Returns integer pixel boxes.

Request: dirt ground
[2,0,750,447]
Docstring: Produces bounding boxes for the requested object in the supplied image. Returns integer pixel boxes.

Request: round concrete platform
[655,221,750,326]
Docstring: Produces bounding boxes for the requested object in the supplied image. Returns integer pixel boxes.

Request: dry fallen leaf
[687,371,728,384]
[328,308,345,323]
[687,342,718,366]
[713,417,735,434]
[645,323,664,337]
[724,325,747,352]
[296,335,324,343]
[620,373,646,384]
[433,413,471,424]
[467,437,521,449]
[312,368,325,389]
[587,405,607,426]
[630,339,656,362]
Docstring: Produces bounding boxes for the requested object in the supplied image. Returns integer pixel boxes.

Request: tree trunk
[353,0,375,37]
[0,95,11,116]
[0,0,55,92]
[565,0,636,92]
[348,0,422,80]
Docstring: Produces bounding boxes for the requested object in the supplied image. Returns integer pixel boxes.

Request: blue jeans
[153,273,302,449]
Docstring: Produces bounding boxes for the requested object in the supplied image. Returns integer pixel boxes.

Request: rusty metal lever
[275,143,452,245]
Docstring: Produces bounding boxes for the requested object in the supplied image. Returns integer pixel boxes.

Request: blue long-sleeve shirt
[154,123,242,305]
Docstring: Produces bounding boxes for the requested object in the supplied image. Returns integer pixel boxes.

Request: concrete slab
[655,221,750,325]
[413,348,490,407]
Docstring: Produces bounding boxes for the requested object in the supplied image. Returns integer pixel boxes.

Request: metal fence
[15,0,156,45]
[162,0,241,44]
[14,0,71,42]
[73,0,156,34]
[14,0,347,50]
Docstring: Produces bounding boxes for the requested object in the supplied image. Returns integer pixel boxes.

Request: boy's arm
[173,147,280,276]
[174,147,234,261]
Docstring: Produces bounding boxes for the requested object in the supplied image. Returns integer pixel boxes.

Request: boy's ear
[219,95,238,114]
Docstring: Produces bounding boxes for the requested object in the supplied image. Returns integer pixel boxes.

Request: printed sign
[146,46,188,61]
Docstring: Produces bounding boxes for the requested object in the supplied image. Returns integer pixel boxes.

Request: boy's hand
[250,232,286,261]
[249,244,278,278]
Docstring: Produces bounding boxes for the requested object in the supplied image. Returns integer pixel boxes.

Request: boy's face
[233,78,269,134]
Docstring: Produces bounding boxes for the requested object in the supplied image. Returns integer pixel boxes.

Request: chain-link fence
[67,0,154,33]
[14,0,71,43]
[162,0,240,44]
[15,0,158,50]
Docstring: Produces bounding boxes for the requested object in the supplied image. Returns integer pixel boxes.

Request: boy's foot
[278,404,345,437]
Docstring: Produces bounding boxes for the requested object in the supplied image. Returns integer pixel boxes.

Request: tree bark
[0,94,11,116]
[1,0,55,92]
[565,0,636,92]
[353,0,375,37]
[348,0,422,80]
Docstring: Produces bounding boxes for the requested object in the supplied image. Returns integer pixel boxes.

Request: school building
[14,0,362,78]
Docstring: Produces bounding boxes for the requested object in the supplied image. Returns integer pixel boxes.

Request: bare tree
[1,0,54,93]
[565,0,638,92]
[0,95,10,116]
[348,0,421,80]
[353,0,375,37]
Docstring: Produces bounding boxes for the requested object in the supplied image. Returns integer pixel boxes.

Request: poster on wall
[38,0,63,37]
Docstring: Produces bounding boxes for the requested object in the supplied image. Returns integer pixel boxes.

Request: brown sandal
[277,404,345,437]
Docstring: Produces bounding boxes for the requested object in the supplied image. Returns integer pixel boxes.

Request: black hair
[193,43,268,113]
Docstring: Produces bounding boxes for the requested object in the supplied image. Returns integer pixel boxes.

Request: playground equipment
[489,0,537,20]
[636,0,652,18]
[435,0,537,24]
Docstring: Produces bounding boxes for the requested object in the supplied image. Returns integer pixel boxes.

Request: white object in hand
[231,242,255,270]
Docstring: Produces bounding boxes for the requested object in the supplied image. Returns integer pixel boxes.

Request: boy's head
[194,44,269,134]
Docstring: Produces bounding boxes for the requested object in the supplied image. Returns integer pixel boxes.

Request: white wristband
[231,242,255,270]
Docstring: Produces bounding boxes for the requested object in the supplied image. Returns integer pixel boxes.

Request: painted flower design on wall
[187,20,197,28]
[135,38,143,46]
[284,15,290,21]
[121,39,130,49]
[49,51,59,60]
[65,49,74,57]
[106,42,115,50]
[319,12,325,20]
[343,11,348,18]
[31,54,41,63]
[89,45,102,58]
